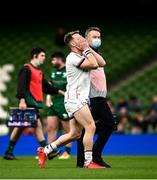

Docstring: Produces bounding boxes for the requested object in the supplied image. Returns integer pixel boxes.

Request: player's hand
[78,37,89,51]
[58,90,65,96]
[46,95,53,107]
[19,98,27,109]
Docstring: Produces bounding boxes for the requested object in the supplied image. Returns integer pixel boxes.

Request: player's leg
[44,118,82,151]
[46,116,59,144]
[74,104,96,151]
[35,119,47,147]
[37,118,82,168]
[36,117,61,163]
[74,104,105,168]
[73,104,96,167]
[45,107,62,160]
[3,127,24,160]
[37,104,105,168]
[45,104,104,168]
[59,120,72,159]
[46,116,62,159]
[45,104,95,151]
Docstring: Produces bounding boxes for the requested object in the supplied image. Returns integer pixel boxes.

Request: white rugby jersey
[65,52,90,101]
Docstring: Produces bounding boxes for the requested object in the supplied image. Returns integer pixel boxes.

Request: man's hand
[46,95,53,107]
[19,98,27,109]
[58,90,65,96]
[78,37,89,51]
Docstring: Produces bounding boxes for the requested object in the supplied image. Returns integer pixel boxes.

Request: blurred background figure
[146,96,157,133]
[46,52,71,159]
[129,109,148,134]
[116,107,130,134]
[55,26,66,47]
[116,97,129,113]
[128,95,142,112]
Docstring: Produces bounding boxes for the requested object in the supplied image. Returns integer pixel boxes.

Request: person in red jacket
[3,47,64,160]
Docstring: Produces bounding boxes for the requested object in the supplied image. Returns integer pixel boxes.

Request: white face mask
[91,38,101,49]
[35,59,42,67]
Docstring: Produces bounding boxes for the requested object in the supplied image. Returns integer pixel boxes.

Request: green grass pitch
[0,156,157,179]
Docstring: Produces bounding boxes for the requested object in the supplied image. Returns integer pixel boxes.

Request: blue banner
[0,134,157,155]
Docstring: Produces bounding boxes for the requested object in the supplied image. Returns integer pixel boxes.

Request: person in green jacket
[46,52,71,159]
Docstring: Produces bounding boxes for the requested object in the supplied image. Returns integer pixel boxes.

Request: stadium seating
[0,22,157,119]
[108,62,157,109]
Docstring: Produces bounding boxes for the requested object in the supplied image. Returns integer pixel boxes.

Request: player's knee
[70,131,81,140]
[86,122,96,133]
[91,123,96,132]
[63,126,70,133]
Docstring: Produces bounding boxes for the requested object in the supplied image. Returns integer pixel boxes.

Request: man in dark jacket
[77,27,115,168]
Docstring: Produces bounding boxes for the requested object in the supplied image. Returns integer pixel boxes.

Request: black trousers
[77,97,115,167]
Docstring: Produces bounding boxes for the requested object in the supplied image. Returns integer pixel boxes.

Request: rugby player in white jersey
[37,31,105,168]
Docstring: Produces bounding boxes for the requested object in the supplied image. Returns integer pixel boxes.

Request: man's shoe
[93,157,111,168]
[48,150,62,160]
[3,153,16,160]
[84,161,106,169]
[37,147,47,168]
[58,151,70,160]
[77,166,83,168]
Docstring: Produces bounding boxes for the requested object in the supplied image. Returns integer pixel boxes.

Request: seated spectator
[116,108,130,133]
[146,96,157,133]
[116,97,129,113]
[117,115,129,133]
[129,109,148,134]
[128,95,142,112]
[148,96,157,113]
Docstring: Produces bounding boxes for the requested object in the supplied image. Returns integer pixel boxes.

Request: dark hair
[30,47,46,58]
[51,52,66,62]
[85,27,101,37]
[64,30,79,46]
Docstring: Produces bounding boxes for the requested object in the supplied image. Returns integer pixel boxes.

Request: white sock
[44,143,57,155]
[84,151,92,166]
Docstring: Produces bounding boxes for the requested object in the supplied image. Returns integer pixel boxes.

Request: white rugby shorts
[64,99,89,118]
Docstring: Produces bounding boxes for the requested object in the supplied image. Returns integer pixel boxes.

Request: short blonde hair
[64,30,80,46]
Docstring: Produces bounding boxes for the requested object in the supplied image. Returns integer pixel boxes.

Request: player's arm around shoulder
[89,47,106,67]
